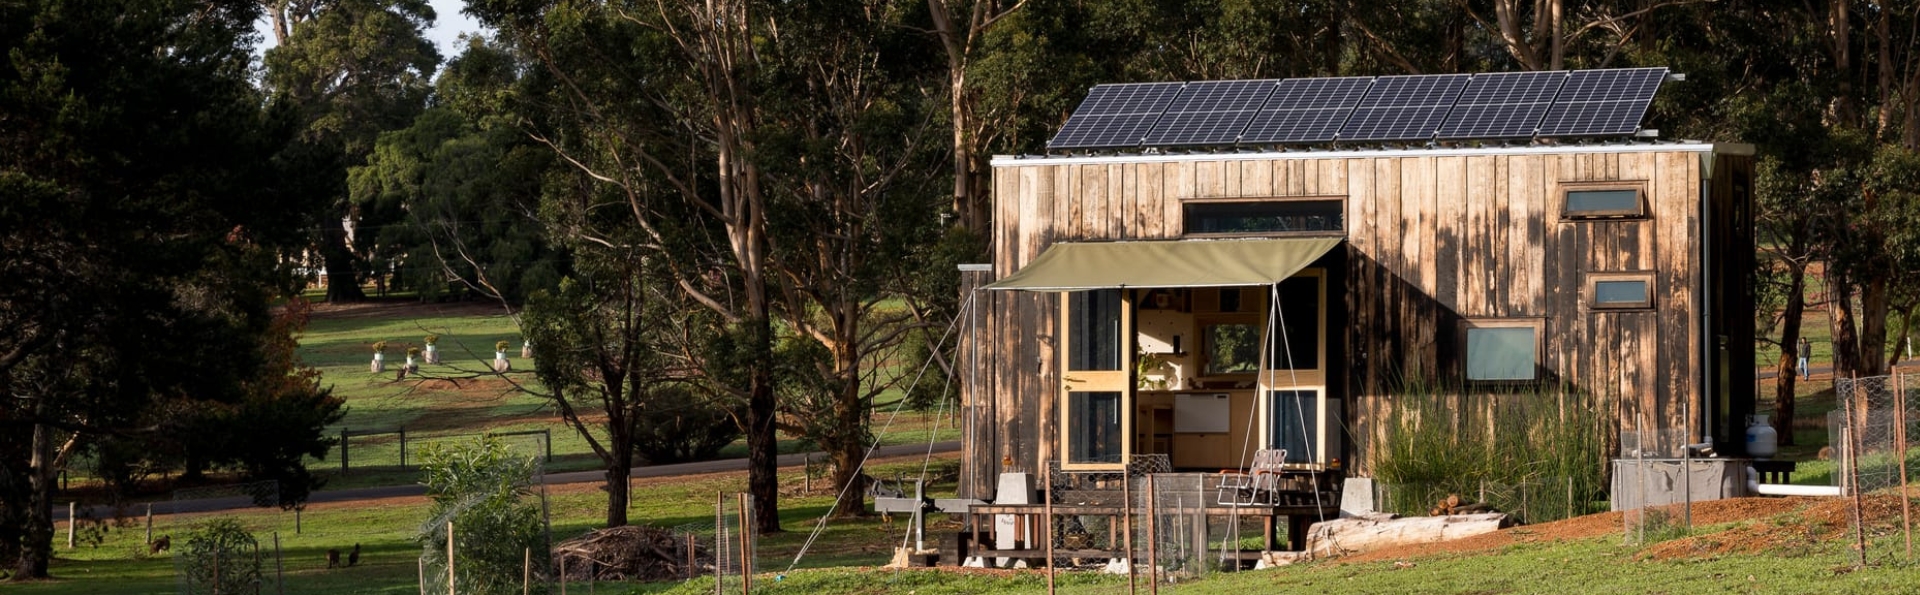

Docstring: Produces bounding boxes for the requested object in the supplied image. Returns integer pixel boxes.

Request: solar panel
[1338,74,1470,142]
[1048,82,1186,150]
[1240,77,1375,144]
[1536,67,1667,137]
[1141,80,1279,146]
[1436,71,1568,139]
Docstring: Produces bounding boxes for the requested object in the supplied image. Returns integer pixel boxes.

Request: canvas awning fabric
[982,236,1343,292]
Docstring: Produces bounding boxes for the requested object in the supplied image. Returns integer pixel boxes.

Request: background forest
[6,0,1920,582]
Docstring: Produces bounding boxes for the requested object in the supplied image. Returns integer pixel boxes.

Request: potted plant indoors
[493,340,511,373]
[422,334,440,364]
[370,341,387,374]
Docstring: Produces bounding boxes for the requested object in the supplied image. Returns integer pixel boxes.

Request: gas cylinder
[1747,414,1779,459]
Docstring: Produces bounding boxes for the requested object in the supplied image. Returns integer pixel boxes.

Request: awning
[982,236,1343,292]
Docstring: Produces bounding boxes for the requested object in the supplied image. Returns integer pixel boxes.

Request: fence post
[737,493,751,594]
[341,428,350,475]
[1146,473,1158,595]
[1567,477,1574,519]
[545,429,553,463]
[274,532,285,595]
[448,521,457,595]
[66,502,75,548]
[1044,469,1056,595]
[524,547,531,595]
[418,557,425,595]
[146,503,153,545]
[1895,371,1912,560]
[400,428,408,469]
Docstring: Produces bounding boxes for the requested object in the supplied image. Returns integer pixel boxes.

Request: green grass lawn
[27,469,1920,594]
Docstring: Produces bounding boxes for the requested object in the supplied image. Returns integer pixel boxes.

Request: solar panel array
[1241,77,1373,143]
[1339,74,1470,142]
[1047,82,1186,150]
[1046,67,1669,151]
[1141,80,1279,146]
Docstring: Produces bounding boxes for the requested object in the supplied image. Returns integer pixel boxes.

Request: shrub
[180,518,263,595]
[632,384,741,465]
[371,341,387,354]
[424,334,440,346]
[418,437,545,595]
[495,340,510,353]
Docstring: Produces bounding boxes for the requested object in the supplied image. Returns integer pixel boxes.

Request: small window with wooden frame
[1561,181,1648,220]
[1459,318,1546,382]
[1182,197,1346,236]
[1587,272,1655,310]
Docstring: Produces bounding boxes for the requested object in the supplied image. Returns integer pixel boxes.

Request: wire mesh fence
[334,427,553,475]
[1830,374,1918,565]
[712,493,758,594]
[1617,427,1709,545]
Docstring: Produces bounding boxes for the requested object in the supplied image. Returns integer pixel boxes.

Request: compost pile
[552,525,705,582]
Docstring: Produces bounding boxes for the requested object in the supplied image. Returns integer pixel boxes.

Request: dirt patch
[1639,491,1916,561]
[1338,497,1815,564]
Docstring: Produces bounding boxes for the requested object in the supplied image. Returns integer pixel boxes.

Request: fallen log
[1304,512,1511,558]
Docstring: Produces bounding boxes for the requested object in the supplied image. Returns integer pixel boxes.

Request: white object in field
[424,344,439,364]
[1339,477,1376,518]
[493,352,510,373]
[371,352,385,373]
[1746,414,1778,459]
[992,473,1034,568]
[1754,483,1843,497]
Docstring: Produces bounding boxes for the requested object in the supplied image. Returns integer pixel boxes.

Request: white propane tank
[1747,414,1779,459]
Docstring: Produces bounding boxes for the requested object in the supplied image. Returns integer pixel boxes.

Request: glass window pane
[1185,200,1344,234]
[1204,323,1261,374]
[1467,327,1536,380]
[1268,390,1316,463]
[1594,280,1650,306]
[1069,391,1123,464]
[1069,289,1122,371]
[1269,277,1320,370]
[1565,189,1641,216]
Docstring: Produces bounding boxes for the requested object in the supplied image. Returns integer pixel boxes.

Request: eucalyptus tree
[469,0,789,532]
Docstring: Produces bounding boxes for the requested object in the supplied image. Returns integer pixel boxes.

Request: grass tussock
[1370,376,1615,524]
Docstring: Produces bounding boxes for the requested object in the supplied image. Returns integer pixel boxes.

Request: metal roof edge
[991,142,1746,167]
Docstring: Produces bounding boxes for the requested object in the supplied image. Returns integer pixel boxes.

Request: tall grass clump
[1370,375,1615,524]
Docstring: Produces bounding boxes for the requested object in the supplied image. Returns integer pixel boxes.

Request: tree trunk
[746,315,783,534]
[829,324,867,518]
[1858,277,1892,377]
[320,224,365,302]
[14,423,55,580]
[605,443,632,528]
[1774,262,1806,446]
[1305,513,1511,558]
[1829,267,1862,378]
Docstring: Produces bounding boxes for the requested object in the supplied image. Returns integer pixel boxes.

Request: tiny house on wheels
[954,68,1756,507]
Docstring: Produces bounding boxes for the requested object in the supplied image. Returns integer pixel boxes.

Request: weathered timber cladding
[967,148,1748,477]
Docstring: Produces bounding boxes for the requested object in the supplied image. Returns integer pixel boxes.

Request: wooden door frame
[1059,289,1133,471]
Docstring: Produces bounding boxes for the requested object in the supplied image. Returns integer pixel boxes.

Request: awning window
[982,237,1342,292]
